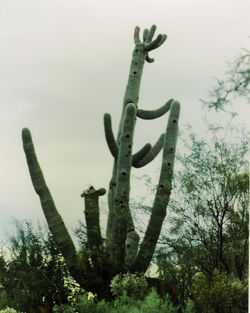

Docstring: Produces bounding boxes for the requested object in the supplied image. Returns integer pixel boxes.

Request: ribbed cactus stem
[106,25,169,265]
[81,186,106,250]
[131,100,180,273]
[106,28,147,251]
[110,103,137,271]
[125,230,140,268]
[22,128,78,273]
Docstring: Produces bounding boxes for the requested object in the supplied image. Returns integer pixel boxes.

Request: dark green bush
[0,221,72,313]
[192,269,248,313]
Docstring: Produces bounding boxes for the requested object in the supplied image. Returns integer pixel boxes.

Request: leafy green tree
[155,124,248,311]
[160,124,248,275]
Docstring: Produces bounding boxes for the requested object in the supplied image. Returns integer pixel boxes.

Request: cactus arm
[111,103,137,271]
[133,133,165,168]
[104,113,118,158]
[145,25,156,43]
[145,55,154,63]
[105,160,117,251]
[22,128,78,271]
[143,28,149,42]
[81,186,106,250]
[145,34,167,52]
[137,99,174,120]
[132,143,152,165]
[155,34,168,49]
[134,26,141,44]
[130,101,180,273]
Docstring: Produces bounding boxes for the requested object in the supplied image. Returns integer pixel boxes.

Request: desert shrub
[110,272,149,300]
[192,269,248,313]
[53,288,184,313]
[0,221,72,313]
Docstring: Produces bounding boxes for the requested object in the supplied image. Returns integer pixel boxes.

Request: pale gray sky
[0,0,249,240]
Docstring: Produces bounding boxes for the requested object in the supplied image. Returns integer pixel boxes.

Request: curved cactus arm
[133,133,165,168]
[144,34,167,52]
[81,186,106,250]
[130,101,180,273]
[145,55,154,63]
[132,143,151,165]
[137,99,174,120]
[22,128,78,271]
[104,113,118,158]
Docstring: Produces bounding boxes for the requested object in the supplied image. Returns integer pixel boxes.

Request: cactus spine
[22,25,180,295]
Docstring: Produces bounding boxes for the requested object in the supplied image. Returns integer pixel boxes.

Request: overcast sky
[0,0,249,241]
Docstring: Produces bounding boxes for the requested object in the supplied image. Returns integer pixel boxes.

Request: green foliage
[110,272,149,300]
[192,269,248,313]
[156,250,194,308]
[0,221,72,313]
[154,124,249,312]
[53,288,185,313]
[201,49,250,114]
[163,124,249,277]
[0,308,21,313]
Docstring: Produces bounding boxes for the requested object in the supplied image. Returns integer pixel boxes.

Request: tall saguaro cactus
[22,25,180,296]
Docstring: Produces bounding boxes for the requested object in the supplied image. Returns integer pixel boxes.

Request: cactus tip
[22,128,31,140]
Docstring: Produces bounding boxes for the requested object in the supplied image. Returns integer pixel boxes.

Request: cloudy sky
[0,0,249,241]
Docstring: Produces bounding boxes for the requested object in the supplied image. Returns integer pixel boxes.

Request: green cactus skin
[110,103,137,271]
[137,98,173,120]
[132,143,152,165]
[81,186,106,250]
[133,133,165,168]
[22,128,78,274]
[125,230,140,268]
[104,112,153,165]
[22,24,180,292]
[104,113,118,159]
[131,100,180,273]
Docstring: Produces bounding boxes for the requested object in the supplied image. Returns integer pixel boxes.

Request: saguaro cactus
[22,25,180,296]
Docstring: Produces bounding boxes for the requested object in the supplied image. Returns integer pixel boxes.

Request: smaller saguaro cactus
[22,24,180,297]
